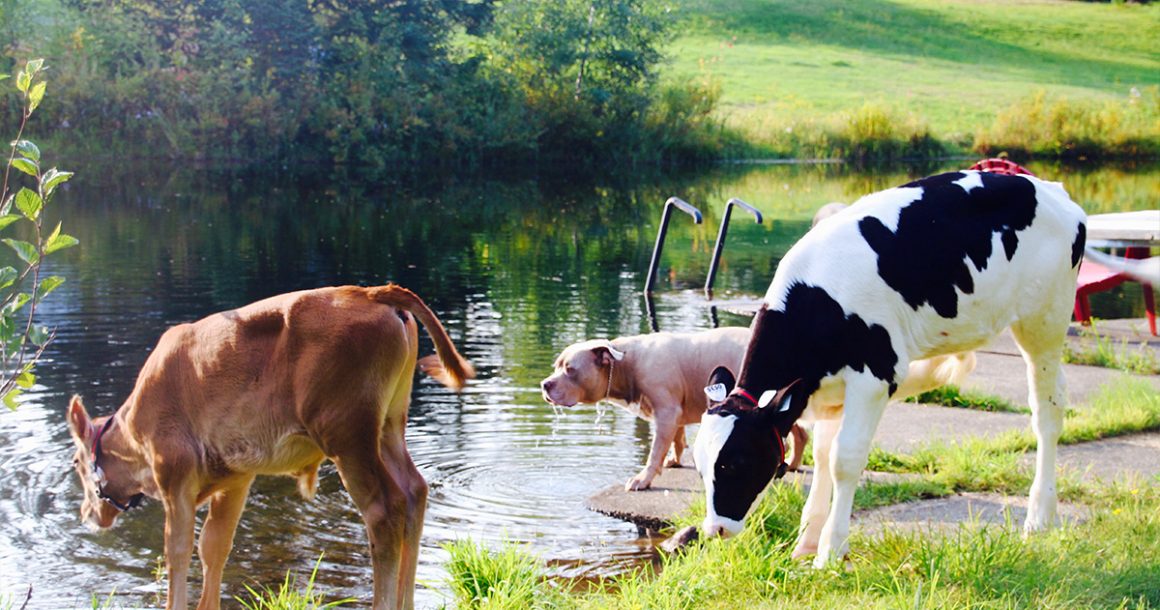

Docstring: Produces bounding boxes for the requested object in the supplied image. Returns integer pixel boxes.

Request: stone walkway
[586,318,1160,539]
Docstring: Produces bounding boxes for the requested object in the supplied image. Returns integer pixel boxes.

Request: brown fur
[66,285,473,610]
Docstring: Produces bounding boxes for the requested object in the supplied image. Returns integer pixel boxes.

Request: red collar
[731,387,759,407]
[729,387,788,471]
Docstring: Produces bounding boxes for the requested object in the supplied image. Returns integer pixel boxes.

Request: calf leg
[160,479,199,610]
[815,379,889,567]
[380,435,427,610]
[196,477,255,610]
[1011,318,1068,533]
[793,418,838,559]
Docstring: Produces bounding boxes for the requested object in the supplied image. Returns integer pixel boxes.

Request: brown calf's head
[540,340,625,407]
[66,396,144,529]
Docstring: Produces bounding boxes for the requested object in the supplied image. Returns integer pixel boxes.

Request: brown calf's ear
[67,395,92,445]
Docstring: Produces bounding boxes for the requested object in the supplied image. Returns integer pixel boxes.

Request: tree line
[0,0,723,170]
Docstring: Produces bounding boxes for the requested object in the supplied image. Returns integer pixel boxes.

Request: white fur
[704,173,1084,565]
[694,413,744,537]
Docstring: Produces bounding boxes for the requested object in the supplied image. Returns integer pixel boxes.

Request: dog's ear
[592,340,625,366]
[704,366,736,407]
[67,395,92,446]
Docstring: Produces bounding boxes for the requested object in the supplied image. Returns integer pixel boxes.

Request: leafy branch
[0,59,79,409]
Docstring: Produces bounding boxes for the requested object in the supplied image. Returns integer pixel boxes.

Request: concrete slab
[855,492,1090,538]
[586,461,920,532]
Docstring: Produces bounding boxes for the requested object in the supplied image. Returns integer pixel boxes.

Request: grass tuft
[443,539,545,609]
[1062,324,1160,375]
[236,556,353,610]
[906,384,1026,413]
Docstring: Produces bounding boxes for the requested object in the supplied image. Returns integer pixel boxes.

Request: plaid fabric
[968,158,1036,177]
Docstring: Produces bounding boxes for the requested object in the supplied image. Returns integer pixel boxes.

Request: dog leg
[196,477,255,610]
[666,425,687,468]
[793,418,837,558]
[627,403,679,491]
[787,424,809,472]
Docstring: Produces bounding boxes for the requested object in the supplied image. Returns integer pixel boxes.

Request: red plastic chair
[1073,249,1157,336]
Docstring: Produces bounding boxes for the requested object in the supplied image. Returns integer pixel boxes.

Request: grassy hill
[663,0,1160,159]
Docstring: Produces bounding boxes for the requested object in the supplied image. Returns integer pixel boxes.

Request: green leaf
[11,157,37,177]
[45,231,78,255]
[0,214,21,232]
[4,388,23,411]
[0,267,16,290]
[28,325,50,346]
[37,275,64,300]
[26,59,44,74]
[5,292,31,315]
[15,188,42,220]
[13,140,39,162]
[41,169,73,197]
[16,69,30,94]
[28,81,46,112]
[0,73,9,81]
[3,239,39,265]
[14,370,35,389]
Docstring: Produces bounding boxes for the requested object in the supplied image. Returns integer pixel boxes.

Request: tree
[0,59,79,408]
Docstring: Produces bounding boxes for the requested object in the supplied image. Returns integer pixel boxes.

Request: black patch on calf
[1071,222,1086,268]
[711,420,779,521]
[859,171,1039,318]
[736,284,898,400]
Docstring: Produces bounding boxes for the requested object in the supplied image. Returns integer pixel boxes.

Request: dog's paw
[624,474,653,491]
[664,457,683,468]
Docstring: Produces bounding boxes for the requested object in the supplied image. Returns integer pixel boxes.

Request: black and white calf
[692,170,1087,566]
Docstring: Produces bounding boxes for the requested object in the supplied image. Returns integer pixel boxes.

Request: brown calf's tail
[368,284,476,390]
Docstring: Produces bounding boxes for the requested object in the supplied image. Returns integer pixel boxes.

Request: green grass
[444,378,1160,609]
[1063,325,1160,375]
[870,378,1160,495]
[443,539,543,609]
[236,557,354,610]
[446,483,1160,609]
[906,384,1026,413]
[665,0,1160,159]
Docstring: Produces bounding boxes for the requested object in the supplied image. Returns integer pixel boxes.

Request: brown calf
[67,285,474,610]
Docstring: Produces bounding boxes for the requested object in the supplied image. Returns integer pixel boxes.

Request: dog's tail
[368,284,476,390]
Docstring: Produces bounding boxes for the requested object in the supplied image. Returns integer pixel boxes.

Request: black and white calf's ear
[592,340,625,366]
[704,366,737,407]
[760,379,809,431]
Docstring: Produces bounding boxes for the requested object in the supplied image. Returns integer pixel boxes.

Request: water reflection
[0,160,1155,608]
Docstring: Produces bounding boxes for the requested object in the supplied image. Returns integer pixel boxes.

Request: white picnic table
[1086,210,1160,248]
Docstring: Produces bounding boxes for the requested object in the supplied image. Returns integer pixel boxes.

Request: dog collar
[90,416,144,512]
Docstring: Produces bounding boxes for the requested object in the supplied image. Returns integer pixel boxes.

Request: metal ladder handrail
[705,198,763,298]
[643,197,703,294]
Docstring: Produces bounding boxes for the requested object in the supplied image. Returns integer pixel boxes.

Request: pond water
[0,159,1156,608]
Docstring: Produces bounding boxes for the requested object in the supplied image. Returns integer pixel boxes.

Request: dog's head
[540,340,625,407]
[66,396,144,529]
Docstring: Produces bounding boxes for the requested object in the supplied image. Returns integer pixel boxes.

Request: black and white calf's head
[693,367,809,538]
